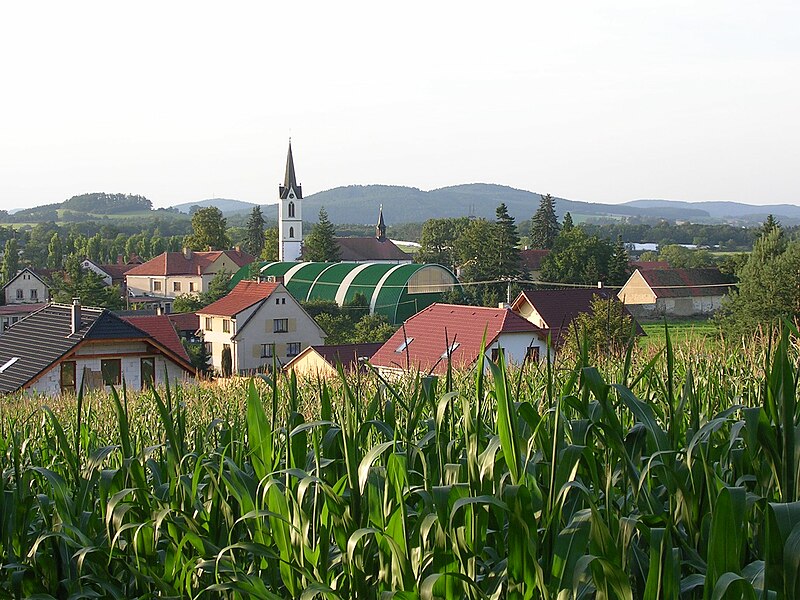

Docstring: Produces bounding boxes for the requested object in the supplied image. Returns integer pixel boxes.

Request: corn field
[2,326,800,599]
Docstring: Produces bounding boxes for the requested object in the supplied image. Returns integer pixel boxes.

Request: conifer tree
[304,207,340,262]
[607,235,631,286]
[562,212,574,232]
[245,206,266,257]
[530,193,560,249]
[493,203,522,279]
[2,238,19,285]
[47,232,63,269]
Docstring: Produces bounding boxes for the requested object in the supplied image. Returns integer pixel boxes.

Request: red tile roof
[520,249,550,272]
[121,315,191,363]
[370,303,542,374]
[125,249,255,277]
[167,312,200,332]
[0,303,47,316]
[198,280,279,317]
[630,260,670,270]
[334,237,410,262]
[98,262,139,281]
[637,268,735,298]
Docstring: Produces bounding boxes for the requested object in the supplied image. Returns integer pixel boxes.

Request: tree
[658,245,715,269]
[2,238,19,285]
[530,194,560,249]
[540,227,613,285]
[564,295,636,360]
[761,214,780,238]
[47,232,63,269]
[185,207,230,251]
[50,255,124,309]
[221,346,233,377]
[262,227,279,261]
[304,207,340,262]
[607,236,631,286]
[245,206,266,257]
[416,217,469,267]
[719,227,800,336]
[562,212,574,232]
[493,203,522,280]
[352,313,396,343]
[172,294,205,313]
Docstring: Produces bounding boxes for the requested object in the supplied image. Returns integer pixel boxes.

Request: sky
[1,1,798,210]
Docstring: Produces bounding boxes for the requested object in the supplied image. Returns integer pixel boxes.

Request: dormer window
[396,337,413,353]
[441,342,460,358]
[288,202,295,218]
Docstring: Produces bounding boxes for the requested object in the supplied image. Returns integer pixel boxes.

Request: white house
[2,268,50,305]
[618,268,734,317]
[0,301,194,396]
[198,280,326,375]
[370,303,548,378]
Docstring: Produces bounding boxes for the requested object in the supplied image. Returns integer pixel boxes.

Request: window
[153,281,162,292]
[288,202,295,218]
[141,357,155,389]
[15,289,23,300]
[60,361,77,394]
[173,281,181,292]
[441,342,460,359]
[395,337,413,353]
[222,319,231,333]
[289,227,294,239]
[287,342,301,357]
[274,318,288,333]
[205,317,212,331]
[282,298,286,304]
[189,282,195,292]
[30,289,37,300]
[261,343,275,358]
[101,359,122,386]
[204,342,213,356]
[490,348,503,363]
[275,297,287,305]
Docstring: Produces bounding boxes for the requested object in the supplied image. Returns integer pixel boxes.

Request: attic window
[0,357,19,373]
[441,342,460,358]
[395,337,413,353]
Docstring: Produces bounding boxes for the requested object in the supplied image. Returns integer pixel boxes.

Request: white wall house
[2,268,50,305]
[198,280,326,375]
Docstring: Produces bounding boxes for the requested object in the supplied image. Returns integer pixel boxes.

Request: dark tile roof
[198,280,279,317]
[313,343,383,370]
[513,288,616,331]
[334,237,410,262]
[0,303,192,393]
[520,249,550,272]
[126,250,255,277]
[371,304,542,374]
[637,268,735,298]
[166,312,200,333]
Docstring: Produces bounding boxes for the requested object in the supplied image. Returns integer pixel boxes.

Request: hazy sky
[1,1,798,210]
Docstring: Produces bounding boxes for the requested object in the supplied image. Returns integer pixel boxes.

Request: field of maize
[2,326,800,599]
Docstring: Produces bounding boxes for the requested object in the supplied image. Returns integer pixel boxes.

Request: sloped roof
[513,288,616,330]
[520,249,550,272]
[0,267,53,293]
[285,342,383,373]
[98,262,138,280]
[126,249,255,277]
[167,312,200,333]
[0,303,47,316]
[198,280,279,317]
[121,315,191,362]
[630,260,670,271]
[370,303,542,374]
[335,237,409,262]
[0,304,192,393]
[637,268,735,298]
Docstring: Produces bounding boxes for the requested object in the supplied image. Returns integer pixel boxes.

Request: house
[82,255,143,292]
[520,249,550,279]
[0,301,194,396]
[370,303,548,377]
[2,267,51,304]
[125,248,255,311]
[198,280,326,374]
[0,302,47,331]
[618,268,735,317]
[284,343,383,379]
[166,312,201,344]
[511,288,641,346]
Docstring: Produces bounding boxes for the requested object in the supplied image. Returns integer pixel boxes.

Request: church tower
[278,141,303,261]
[376,204,387,242]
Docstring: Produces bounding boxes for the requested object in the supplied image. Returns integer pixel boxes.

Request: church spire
[279,140,302,200]
[376,204,386,242]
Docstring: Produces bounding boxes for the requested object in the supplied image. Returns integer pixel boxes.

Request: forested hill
[6,193,160,223]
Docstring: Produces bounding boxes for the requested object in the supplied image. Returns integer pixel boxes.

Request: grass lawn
[641,318,722,348]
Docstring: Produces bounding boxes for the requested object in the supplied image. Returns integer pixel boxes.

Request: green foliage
[172,294,205,313]
[183,340,211,374]
[352,313,396,343]
[416,217,469,267]
[220,345,233,377]
[50,255,124,309]
[658,244,716,268]
[493,203,522,280]
[245,206,266,257]
[719,226,800,336]
[304,297,397,344]
[2,325,800,597]
[61,192,153,213]
[607,235,630,285]
[561,211,574,232]
[171,269,232,313]
[262,226,279,261]
[1,238,19,285]
[185,206,230,251]
[540,226,613,284]
[47,232,63,269]
[303,207,340,262]
[530,193,560,249]
[563,295,635,359]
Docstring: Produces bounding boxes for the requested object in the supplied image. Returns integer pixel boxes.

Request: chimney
[597,281,604,289]
[183,247,193,260]
[234,245,241,253]
[71,298,81,334]
[156,304,163,316]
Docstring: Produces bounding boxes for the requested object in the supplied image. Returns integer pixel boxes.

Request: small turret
[376,205,386,242]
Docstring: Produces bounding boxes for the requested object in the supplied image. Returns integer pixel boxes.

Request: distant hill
[623,199,800,221]
[172,198,258,215]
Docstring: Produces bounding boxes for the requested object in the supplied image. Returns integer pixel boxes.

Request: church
[278,142,411,264]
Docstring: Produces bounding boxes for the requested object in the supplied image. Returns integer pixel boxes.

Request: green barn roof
[230,261,460,325]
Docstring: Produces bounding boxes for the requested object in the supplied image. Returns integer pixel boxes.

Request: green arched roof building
[231,262,461,325]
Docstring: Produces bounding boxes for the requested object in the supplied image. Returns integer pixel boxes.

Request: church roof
[335,237,409,262]
[279,142,302,200]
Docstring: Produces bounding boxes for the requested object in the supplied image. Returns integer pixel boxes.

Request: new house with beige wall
[198,280,326,374]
